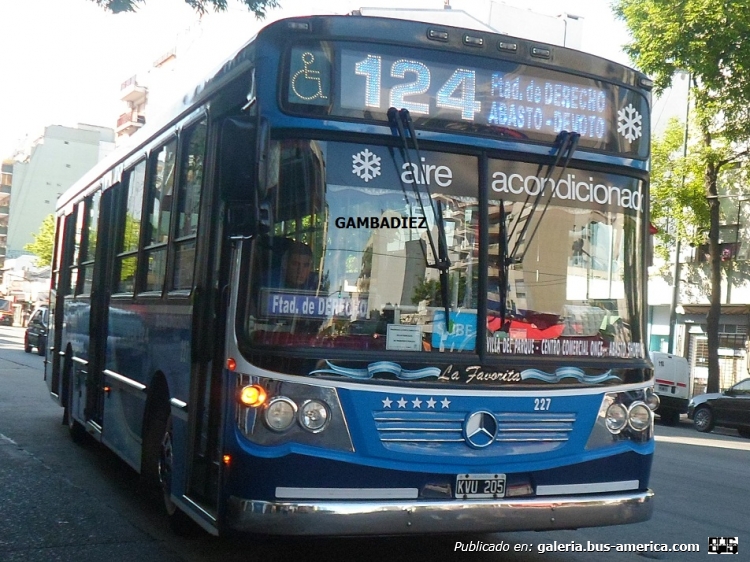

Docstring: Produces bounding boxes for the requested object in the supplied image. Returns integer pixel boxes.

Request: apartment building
[116,74,148,144]
[0,160,12,277]
[7,124,115,260]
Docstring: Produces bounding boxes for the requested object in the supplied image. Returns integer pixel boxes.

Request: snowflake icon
[352,149,381,183]
[617,103,643,143]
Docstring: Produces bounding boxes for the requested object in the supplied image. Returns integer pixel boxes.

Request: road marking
[656,434,750,451]
[0,433,17,445]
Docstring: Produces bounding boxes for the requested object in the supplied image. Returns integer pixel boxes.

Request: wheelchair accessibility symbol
[291,52,328,101]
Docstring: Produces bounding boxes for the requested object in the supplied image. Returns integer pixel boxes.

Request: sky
[0,0,677,160]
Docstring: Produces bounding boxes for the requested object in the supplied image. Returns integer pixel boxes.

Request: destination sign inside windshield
[285,44,649,158]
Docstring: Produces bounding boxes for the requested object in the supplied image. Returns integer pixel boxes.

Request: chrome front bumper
[226,489,654,535]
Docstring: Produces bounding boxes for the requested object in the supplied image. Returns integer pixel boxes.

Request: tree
[614,0,750,393]
[650,116,750,306]
[90,0,279,18]
[650,116,707,269]
[24,214,56,267]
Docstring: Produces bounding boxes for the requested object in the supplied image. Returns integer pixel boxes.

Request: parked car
[688,378,750,438]
[24,306,48,356]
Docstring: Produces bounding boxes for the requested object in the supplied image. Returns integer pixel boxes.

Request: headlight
[264,397,297,432]
[644,389,660,411]
[587,388,655,449]
[628,402,652,432]
[235,375,354,452]
[299,399,330,432]
[605,403,628,433]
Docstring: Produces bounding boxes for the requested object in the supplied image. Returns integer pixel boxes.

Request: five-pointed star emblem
[380,396,449,410]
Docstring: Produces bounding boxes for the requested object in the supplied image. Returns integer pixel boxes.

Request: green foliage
[90,0,279,18]
[650,117,707,265]
[120,213,141,281]
[411,275,466,307]
[613,0,750,392]
[24,214,56,267]
[613,0,750,141]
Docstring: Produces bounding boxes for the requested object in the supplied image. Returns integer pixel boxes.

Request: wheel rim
[694,408,710,430]
[158,416,178,515]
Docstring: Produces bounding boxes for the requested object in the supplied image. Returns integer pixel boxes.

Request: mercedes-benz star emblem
[464,411,498,448]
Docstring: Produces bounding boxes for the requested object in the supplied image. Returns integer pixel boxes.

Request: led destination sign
[286,43,649,158]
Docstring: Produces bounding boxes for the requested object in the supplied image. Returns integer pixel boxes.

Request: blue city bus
[45,14,657,536]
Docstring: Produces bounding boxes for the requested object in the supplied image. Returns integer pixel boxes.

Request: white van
[651,351,690,425]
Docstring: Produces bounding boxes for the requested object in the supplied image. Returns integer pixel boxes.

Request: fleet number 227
[534,398,552,410]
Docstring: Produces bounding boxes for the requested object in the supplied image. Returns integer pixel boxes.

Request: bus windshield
[239,138,645,360]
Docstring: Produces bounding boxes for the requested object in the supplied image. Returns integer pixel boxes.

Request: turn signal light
[239,384,267,408]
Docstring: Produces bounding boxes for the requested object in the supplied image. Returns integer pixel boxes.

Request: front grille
[373,410,576,456]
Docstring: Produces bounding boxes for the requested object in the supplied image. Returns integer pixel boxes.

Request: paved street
[0,324,748,561]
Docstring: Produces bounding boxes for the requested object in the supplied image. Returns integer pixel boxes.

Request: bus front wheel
[153,404,196,535]
[66,360,87,444]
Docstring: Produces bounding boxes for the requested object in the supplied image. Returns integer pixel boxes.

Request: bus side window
[70,202,85,295]
[78,191,101,296]
[171,119,207,291]
[115,160,146,294]
[51,215,66,295]
[143,139,177,293]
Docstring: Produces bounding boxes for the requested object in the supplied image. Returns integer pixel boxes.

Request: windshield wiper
[498,200,511,327]
[507,130,580,263]
[388,107,452,333]
[496,130,579,327]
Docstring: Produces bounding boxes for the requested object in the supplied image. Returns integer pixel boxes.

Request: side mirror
[218,117,256,202]
[219,117,261,236]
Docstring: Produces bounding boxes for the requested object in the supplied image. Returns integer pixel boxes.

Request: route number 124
[354,55,481,120]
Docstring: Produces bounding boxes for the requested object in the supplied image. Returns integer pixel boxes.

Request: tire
[660,409,680,426]
[36,336,46,356]
[693,406,714,433]
[24,334,32,353]
[66,359,87,444]
[152,403,197,536]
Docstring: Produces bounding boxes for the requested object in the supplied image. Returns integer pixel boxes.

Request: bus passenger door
[184,115,255,515]
[50,214,75,405]
[86,186,116,428]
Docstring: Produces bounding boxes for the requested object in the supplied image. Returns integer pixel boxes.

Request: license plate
[657,384,670,392]
[455,473,506,499]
